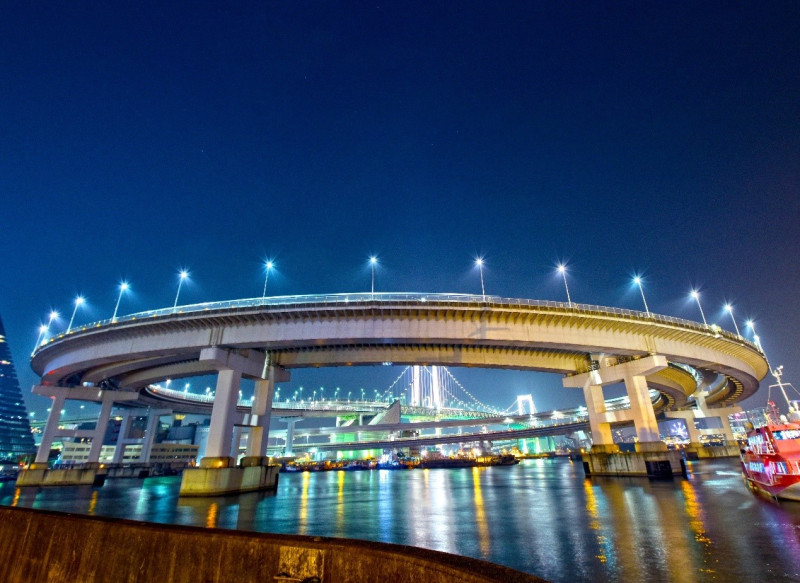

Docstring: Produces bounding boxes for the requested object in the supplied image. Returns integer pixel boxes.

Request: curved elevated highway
[33,292,768,408]
[27,292,769,478]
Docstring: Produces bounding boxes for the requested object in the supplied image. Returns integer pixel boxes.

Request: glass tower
[0,315,36,462]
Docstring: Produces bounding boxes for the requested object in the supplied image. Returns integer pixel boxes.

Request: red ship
[741,366,800,501]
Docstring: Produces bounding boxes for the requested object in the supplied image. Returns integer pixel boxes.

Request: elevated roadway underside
[31,294,769,412]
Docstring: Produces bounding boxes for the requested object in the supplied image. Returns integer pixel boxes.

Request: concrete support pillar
[112,411,134,464]
[231,426,243,459]
[564,355,668,454]
[138,410,162,463]
[86,392,116,464]
[203,368,241,466]
[683,417,701,443]
[34,392,67,464]
[718,414,736,442]
[624,374,661,446]
[285,418,298,456]
[583,383,614,447]
[245,372,276,458]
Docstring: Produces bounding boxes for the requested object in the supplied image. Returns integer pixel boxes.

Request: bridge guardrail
[36,292,761,355]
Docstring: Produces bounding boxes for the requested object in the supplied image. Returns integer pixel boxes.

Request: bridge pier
[179,349,283,496]
[565,356,684,478]
[18,386,138,487]
[107,408,171,478]
[666,392,742,459]
[284,418,299,457]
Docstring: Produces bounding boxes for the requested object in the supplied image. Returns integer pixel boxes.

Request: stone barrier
[0,506,545,583]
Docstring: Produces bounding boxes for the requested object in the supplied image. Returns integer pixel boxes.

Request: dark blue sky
[2,2,799,416]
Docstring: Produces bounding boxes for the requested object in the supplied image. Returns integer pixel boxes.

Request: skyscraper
[0,314,36,462]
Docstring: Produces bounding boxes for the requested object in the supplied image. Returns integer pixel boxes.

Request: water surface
[3,458,799,582]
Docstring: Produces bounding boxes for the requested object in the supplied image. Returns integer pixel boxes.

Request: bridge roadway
[289,420,591,453]
[28,292,769,485]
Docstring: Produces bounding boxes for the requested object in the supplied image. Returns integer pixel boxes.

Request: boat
[741,366,800,501]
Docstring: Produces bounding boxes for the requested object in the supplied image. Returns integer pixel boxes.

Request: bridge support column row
[18,386,138,487]
[179,348,287,496]
[106,408,172,479]
[564,355,685,478]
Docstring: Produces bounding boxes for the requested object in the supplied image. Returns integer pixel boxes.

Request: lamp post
[66,296,85,333]
[633,276,650,316]
[746,320,763,350]
[369,256,378,298]
[475,258,486,300]
[557,264,572,306]
[112,282,129,322]
[35,310,58,347]
[34,324,48,348]
[725,304,741,337]
[262,260,274,299]
[690,290,707,326]
[173,270,189,312]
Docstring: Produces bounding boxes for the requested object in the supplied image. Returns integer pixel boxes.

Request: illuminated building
[0,314,36,462]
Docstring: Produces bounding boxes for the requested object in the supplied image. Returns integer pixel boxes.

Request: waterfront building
[0,315,36,463]
[61,442,198,469]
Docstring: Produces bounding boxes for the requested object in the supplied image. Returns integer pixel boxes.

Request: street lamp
[725,304,741,336]
[633,276,650,316]
[112,282,129,322]
[66,296,85,333]
[369,256,378,298]
[557,264,572,306]
[173,270,189,312]
[475,258,486,300]
[262,260,274,299]
[746,319,763,350]
[690,290,708,326]
[35,324,48,348]
[37,310,59,347]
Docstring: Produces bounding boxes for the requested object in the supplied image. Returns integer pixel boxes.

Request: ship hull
[742,471,800,501]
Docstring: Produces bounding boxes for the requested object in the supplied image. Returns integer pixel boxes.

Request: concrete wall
[0,506,544,583]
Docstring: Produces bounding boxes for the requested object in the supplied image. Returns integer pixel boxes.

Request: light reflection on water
[2,458,800,582]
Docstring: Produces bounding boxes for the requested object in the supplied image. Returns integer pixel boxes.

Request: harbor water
[2,457,799,582]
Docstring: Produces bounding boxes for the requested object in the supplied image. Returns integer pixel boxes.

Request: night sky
[2,2,799,418]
